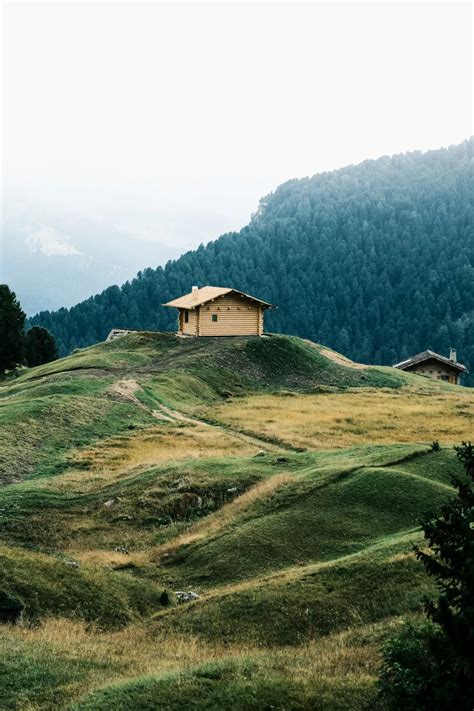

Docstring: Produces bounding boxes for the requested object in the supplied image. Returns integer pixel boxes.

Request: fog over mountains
[2,180,265,314]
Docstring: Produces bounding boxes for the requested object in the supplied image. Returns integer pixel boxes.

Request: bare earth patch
[318,347,367,370]
[107,378,143,405]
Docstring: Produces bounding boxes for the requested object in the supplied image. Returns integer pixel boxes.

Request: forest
[29,138,474,384]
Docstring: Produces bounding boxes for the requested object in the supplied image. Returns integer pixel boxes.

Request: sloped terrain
[0,333,472,709]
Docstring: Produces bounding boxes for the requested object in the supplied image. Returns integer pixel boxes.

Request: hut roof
[393,350,467,373]
[163,286,273,310]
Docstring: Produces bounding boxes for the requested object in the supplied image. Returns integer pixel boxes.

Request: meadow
[0,332,470,709]
[204,386,474,450]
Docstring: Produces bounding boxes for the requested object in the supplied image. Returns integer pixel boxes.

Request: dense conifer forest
[30,139,474,384]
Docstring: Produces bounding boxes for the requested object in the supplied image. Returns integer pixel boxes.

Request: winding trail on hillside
[108,376,292,451]
[151,401,291,452]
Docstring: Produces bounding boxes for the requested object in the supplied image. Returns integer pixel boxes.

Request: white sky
[1,1,473,246]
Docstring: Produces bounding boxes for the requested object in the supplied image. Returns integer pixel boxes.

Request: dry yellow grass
[11,618,242,673]
[281,626,382,687]
[317,346,367,370]
[71,549,136,566]
[2,618,254,705]
[46,422,260,492]
[2,615,391,706]
[206,387,474,450]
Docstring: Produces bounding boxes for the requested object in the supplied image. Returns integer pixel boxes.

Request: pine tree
[24,326,58,367]
[413,441,474,708]
[379,442,474,710]
[0,285,26,373]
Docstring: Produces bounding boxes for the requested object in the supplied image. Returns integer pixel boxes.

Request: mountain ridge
[29,138,474,383]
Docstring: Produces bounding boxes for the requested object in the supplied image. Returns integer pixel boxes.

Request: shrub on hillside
[24,326,58,367]
[378,442,474,710]
[378,620,445,709]
[0,589,24,624]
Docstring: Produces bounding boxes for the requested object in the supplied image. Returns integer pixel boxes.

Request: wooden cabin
[163,286,273,337]
[393,349,467,385]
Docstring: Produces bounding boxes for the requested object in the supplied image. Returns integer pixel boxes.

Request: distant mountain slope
[29,139,474,383]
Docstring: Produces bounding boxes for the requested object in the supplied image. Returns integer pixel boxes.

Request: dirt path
[108,377,290,452]
[152,402,283,451]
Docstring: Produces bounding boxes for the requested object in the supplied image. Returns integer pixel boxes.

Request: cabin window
[440,375,449,381]
[212,314,218,322]
[184,311,189,323]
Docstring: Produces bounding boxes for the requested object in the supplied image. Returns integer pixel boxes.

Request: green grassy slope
[154,531,434,645]
[0,332,408,487]
[0,543,167,628]
[10,331,405,393]
[0,332,469,709]
[158,449,458,588]
[0,374,157,485]
[0,455,268,549]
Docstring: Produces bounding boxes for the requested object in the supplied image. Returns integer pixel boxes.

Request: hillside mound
[18,332,406,397]
[1,332,472,709]
[16,331,402,391]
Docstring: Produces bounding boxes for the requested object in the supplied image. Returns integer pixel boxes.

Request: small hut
[393,349,467,385]
[163,286,273,337]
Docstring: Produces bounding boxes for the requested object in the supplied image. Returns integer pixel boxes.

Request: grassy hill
[1,332,473,709]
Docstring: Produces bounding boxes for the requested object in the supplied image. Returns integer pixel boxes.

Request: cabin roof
[163,286,274,310]
[393,350,467,373]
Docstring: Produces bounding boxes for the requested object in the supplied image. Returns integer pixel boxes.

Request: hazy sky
[2,1,473,251]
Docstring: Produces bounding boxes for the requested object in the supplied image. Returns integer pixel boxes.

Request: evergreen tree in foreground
[24,326,58,367]
[379,442,474,710]
[0,285,26,374]
[415,441,474,706]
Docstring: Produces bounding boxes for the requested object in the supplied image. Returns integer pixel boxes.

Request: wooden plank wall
[410,361,460,384]
[198,294,261,336]
[181,309,198,336]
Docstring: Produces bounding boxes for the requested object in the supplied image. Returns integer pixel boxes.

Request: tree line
[29,138,474,384]
[0,285,58,375]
